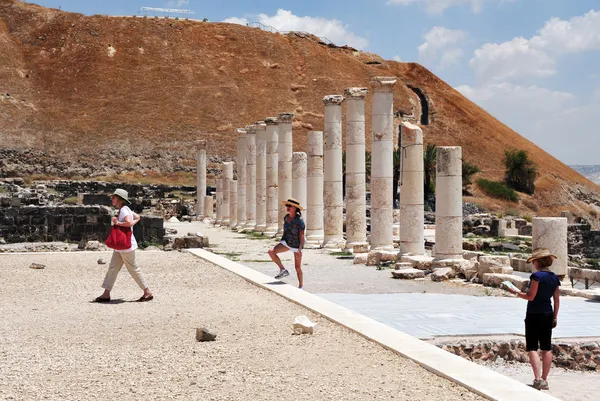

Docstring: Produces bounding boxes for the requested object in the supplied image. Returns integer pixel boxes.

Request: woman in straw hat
[94,189,154,303]
[504,247,561,390]
[268,198,306,289]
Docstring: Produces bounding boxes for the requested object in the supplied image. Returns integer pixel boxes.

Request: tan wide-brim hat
[111,188,131,205]
[527,247,558,264]
[282,198,304,211]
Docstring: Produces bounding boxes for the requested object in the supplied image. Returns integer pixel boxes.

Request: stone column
[533,217,568,278]
[255,121,268,233]
[370,77,396,250]
[323,95,345,249]
[215,178,222,225]
[399,122,425,255]
[196,150,206,217]
[264,117,279,237]
[292,152,307,213]
[277,112,294,235]
[229,180,238,229]
[305,131,324,247]
[434,146,463,261]
[344,88,368,249]
[245,125,257,231]
[221,162,233,227]
[236,129,247,230]
[203,196,214,223]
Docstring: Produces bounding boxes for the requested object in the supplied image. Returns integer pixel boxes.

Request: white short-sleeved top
[116,206,138,253]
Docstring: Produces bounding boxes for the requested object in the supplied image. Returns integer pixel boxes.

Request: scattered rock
[292,315,316,335]
[431,267,455,282]
[353,253,368,265]
[29,263,45,269]
[195,327,217,342]
[391,268,425,280]
[97,258,107,265]
[165,228,178,235]
[85,240,100,251]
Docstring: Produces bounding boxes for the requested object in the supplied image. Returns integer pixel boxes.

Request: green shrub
[63,196,79,205]
[504,149,537,195]
[477,179,519,202]
[522,214,533,223]
[462,161,480,195]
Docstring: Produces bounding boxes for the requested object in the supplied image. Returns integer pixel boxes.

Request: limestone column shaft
[533,218,568,277]
[323,95,345,248]
[399,122,425,255]
[229,180,238,229]
[434,146,463,261]
[344,88,368,248]
[277,112,294,235]
[255,121,268,233]
[236,129,247,229]
[264,117,279,237]
[370,77,396,250]
[245,125,257,231]
[196,150,206,217]
[215,178,223,225]
[221,162,233,226]
[203,196,214,222]
[292,152,307,214]
[306,131,324,246]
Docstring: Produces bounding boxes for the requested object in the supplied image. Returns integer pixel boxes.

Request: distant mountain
[570,166,600,185]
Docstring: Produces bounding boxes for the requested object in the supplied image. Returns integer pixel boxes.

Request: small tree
[504,149,537,195]
[423,144,437,204]
[462,161,480,195]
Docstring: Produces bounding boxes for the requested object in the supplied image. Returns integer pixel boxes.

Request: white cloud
[470,10,600,83]
[393,55,402,62]
[387,0,515,15]
[223,9,368,49]
[167,0,190,7]
[223,16,249,25]
[418,26,467,69]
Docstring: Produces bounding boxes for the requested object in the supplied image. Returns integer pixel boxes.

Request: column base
[255,224,267,234]
[235,222,247,230]
[371,244,395,252]
[243,222,257,232]
[323,237,346,250]
[344,241,369,253]
[263,228,279,238]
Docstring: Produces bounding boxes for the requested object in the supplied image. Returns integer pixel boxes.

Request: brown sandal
[136,295,154,302]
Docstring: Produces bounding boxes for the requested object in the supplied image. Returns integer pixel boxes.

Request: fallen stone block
[453,260,478,280]
[392,268,425,280]
[292,315,316,335]
[196,327,217,342]
[482,273,529,291]
[29,263,45,269]
[85,240,100,251]
[394,262,413,270]
[431,267,455,282]
[353,253,368,265]
[352,243,369,254]
[477,255,513,278]
[400,255,434,270]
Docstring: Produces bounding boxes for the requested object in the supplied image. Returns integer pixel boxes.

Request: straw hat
[527,248,557,264]
[282,198,304,211]
[111,188,131,205]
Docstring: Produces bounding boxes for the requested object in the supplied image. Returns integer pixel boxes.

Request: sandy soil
[0,251,483,401]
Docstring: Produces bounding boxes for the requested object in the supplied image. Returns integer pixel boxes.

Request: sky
[31,0,600,165]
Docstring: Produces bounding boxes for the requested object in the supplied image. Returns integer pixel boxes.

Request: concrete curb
[188,248,560,401]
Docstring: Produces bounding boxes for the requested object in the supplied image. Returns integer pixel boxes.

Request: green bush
[462,161,480,195]
[504,149,537,195]
[477,179,519,202]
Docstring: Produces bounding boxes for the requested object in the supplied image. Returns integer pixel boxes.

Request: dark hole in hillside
[407,85,429,125]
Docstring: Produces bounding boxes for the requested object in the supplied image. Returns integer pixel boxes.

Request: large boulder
[392,268,425,280]
[431,267,455,282]
[482,273,529,291]
[366,250,398,266]
[453,260,479,280]
[400,255,434,270]
[477,255,513,278]
[353,253,368,265]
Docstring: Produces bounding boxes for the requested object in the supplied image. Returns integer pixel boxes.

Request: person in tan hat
[94,189,154,303]
[504,247,560,390]
[268,198,306,289]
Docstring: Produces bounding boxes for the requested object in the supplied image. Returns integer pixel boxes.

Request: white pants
[102,251,148,291]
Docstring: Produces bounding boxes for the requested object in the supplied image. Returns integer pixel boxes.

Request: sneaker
[274,269,289,279]
[539,380,549,390]
[532,379,548,390]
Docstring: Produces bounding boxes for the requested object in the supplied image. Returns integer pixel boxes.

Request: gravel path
[0,252,483,401]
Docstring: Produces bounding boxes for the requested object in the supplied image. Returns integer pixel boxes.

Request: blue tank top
[526,270,560,314]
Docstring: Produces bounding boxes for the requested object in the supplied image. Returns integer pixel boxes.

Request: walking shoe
[532,379,546,390]
[274,269,289,279]
[539,380,549,390]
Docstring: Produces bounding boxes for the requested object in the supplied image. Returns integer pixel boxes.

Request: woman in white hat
[268,198,306,289]
[94,189,154,303]
[504,247,561,390]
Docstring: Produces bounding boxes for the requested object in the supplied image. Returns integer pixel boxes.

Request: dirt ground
[0,251,483,401]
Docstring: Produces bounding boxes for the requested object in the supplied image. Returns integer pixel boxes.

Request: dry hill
[1,0,599,218]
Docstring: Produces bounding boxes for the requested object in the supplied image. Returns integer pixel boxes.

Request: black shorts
[525,313,554,351]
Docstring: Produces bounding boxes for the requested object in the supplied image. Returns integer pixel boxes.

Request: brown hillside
[1,0,599,218]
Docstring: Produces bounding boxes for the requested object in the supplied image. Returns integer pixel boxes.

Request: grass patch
[244,259,271,263]
[329,250,354,260]
[63,196,79,205]
[0,186,6,193]
[245,232,271,240]
[141,239,161,249]
[212,251,242,261]
[476,179,519,202]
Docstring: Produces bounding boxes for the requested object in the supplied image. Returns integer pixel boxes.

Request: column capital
[278,112,294,123]
[323,95,345,106]
[371,76,397,92]
[245,124,257,134]
[264,117,279,125]
[344,87,368,99]
[236,128,247,136]
[254,121,267,130]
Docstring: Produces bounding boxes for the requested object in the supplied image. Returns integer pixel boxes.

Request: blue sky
[32,0,600,164]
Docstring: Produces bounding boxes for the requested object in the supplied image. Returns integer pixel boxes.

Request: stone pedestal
[323,95,345,249]
[255,122,267,233]
[292,152,307,212]
[533,217,568,277]
[434,146,463,261]
[344,88,368,249]
[203,196,214,223]
[236,129,247,230]
[264,117,279,237]
[245,125,257,231]
[399,122,425,255]
[278,113,294,235]
[196,150,206,217]
[221,162,233,227]
[229,180,238,229]
[370,77,396,250]
[215,178,222,225]
[306,131,324,247]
